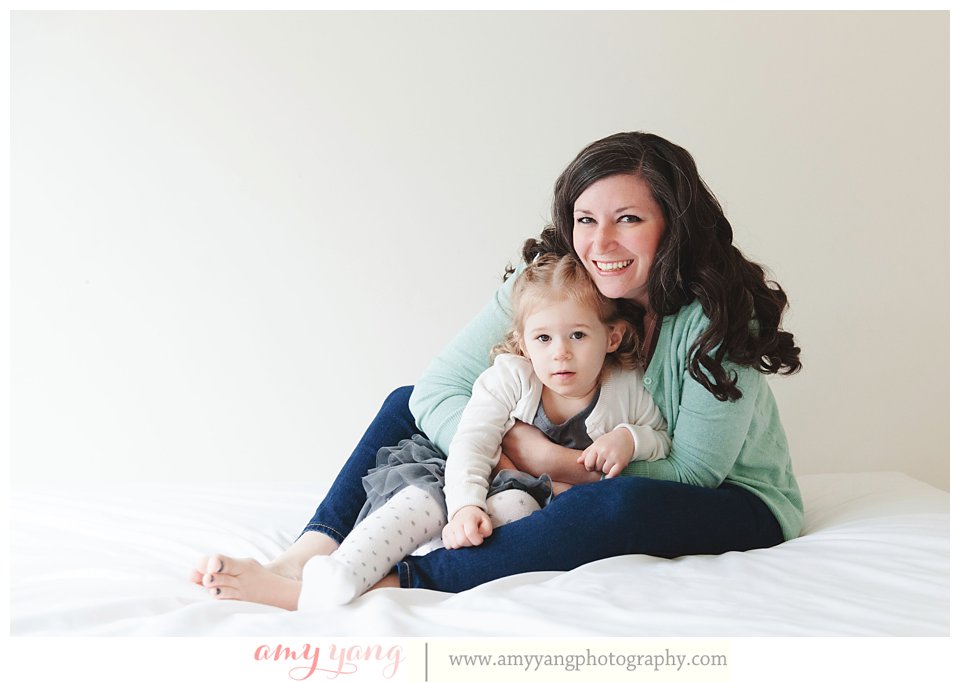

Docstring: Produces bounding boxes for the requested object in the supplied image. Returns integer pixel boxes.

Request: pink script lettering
[253,642,404,680]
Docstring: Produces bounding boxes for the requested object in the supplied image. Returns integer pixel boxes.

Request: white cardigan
[444,353,671,518]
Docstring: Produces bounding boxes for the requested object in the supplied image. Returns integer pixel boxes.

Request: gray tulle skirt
[356,434,554,524]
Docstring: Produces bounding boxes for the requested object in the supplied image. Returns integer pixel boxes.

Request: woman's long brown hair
[512,131,801,401]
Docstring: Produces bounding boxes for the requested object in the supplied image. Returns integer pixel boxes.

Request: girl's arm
[443,355,530,518]
[623,362,763,486]
[610,379,672,463]
[525,370,673,481]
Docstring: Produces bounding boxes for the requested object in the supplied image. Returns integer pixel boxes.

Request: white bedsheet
[9,472,948,636]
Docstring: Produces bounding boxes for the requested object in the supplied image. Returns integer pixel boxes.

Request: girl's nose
[553,341,572,360]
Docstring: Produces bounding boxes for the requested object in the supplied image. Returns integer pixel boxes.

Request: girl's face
[572,174,667,307]
[519,298,624,401]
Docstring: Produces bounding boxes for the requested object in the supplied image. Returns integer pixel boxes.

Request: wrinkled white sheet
[9,472,948,636]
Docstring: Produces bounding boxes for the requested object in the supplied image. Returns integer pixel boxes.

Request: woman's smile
[593,259,634,273]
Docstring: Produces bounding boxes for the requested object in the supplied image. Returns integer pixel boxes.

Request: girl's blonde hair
[492,253,641,371]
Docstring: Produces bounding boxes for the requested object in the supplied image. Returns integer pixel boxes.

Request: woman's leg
[395,476,784,593]
[195,386,423,608]
[300,386,424,544]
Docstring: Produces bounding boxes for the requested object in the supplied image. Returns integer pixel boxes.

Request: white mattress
[9,471,949,636]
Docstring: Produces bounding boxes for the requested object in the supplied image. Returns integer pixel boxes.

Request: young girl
[298,253,670,607]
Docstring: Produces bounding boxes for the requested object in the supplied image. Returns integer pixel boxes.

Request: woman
[194,131,803,606]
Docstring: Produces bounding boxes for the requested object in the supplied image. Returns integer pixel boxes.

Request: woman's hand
[442,506,493,549]
[501,421,602,485]
[578,428,635,478]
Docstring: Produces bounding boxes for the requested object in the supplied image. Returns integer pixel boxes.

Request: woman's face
[572,174,667,307]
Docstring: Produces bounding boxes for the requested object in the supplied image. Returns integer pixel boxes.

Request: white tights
[299,485,539,607]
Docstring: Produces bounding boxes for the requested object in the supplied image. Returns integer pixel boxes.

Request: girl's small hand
[578,428,635,478]
[442,506,493,549]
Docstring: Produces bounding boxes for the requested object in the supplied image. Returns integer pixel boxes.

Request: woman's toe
[204,554,229,574]
[209,585,239,599]
[205,572,238,589]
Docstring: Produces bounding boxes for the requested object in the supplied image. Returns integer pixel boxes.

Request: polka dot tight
[299,485,444,607]
[485,489,539,528]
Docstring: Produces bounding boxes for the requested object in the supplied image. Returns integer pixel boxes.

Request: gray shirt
[531,388,600,450]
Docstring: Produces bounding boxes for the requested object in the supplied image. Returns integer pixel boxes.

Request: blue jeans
[302,386,423,543]
[305,386,785,593]
[398,476,783,592]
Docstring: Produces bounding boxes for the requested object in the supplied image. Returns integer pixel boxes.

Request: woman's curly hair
[510,132,801,401]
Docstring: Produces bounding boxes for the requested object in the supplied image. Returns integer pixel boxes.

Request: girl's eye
[536,334,551,343]
[571,331,586,340]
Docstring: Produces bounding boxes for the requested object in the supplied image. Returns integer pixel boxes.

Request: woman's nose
[595,221,617,251]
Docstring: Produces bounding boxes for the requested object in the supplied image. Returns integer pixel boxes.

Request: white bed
[9,471,948,637]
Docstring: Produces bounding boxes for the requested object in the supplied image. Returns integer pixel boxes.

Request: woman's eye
[575,216,595,224]
[571,331,586,340]
[536,334,550,343]
[618,214,641,223]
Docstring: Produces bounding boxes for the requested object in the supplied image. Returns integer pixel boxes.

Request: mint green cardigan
[409,266,804,541]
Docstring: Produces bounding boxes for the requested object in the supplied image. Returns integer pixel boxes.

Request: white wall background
[11,11,949,490]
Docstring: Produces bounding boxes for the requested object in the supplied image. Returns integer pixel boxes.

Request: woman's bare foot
[190,531,340,610]
[192,555,302,610]
[371,572,400,590]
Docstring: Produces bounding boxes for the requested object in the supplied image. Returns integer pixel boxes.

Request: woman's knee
[380,386,415,414]
[384,385,414,404]
[554,476,665,524]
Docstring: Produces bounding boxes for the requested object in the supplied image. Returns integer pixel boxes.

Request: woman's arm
[500,422,602,485]
[409,266,523,454]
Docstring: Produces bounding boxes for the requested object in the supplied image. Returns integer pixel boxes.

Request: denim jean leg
[397,476,783,592]
[301,386,423,543]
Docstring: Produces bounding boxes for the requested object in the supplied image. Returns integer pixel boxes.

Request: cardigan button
[643,377,652,385]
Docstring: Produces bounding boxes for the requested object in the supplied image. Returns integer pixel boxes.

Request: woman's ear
[607,322,626,353]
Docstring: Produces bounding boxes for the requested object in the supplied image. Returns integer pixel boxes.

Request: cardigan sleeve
[409,266,521,454]
[614,385,671,462]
